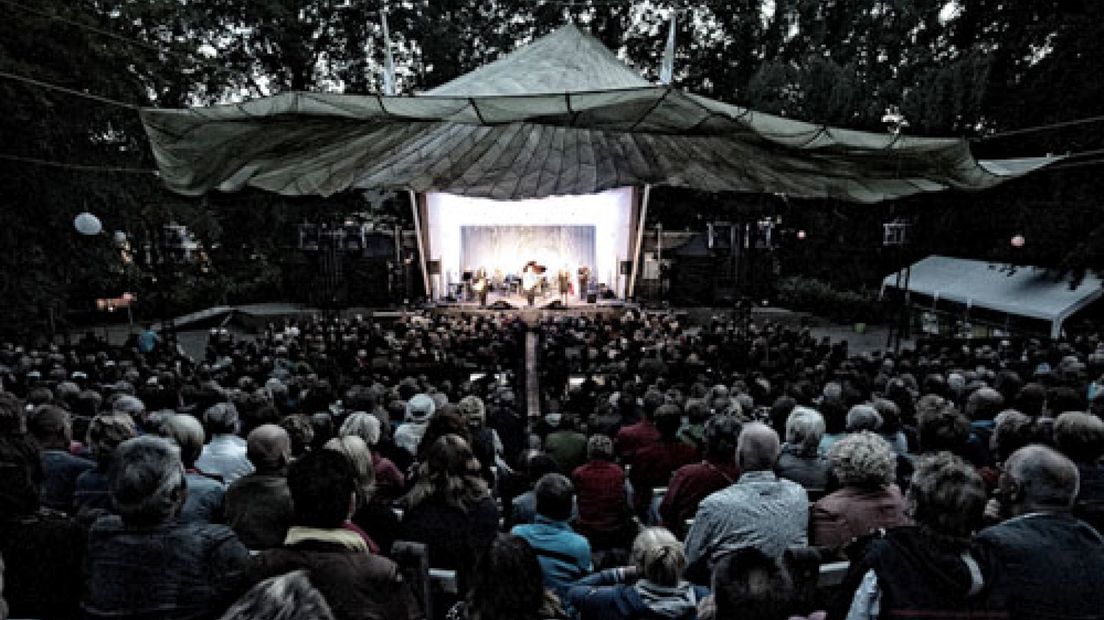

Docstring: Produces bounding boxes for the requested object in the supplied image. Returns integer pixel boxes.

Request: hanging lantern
[74,212,103,236]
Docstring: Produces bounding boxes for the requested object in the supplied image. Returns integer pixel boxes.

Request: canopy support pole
[628,184,652,300]
[409,190,431,300]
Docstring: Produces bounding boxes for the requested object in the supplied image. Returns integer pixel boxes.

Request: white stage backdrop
[426,188,633,293]
[460,225,597,278]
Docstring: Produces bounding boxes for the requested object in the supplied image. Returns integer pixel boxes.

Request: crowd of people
[1,307,1103,620]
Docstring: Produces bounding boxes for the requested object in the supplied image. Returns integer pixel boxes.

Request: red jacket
[573,460,629,533]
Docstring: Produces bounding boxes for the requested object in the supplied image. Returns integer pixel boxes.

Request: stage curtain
[460,225,596,276]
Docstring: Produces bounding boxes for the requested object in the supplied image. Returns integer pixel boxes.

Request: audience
[196,402,254,484]
[223,424,295,549]
[977,445,1104,619]
[775,406,829,491]
[74,411,138,517]
[82,436,251,619]
[566,527,708,620]
[157,413,226,523]
[684,422,808,583]
[811,431,908,550]
[28,404,94,513]
[511,473,592,596]
[836,452,990,619]
[572,434,636,550]
[659,415,741,538]
[251,449,420,620]
[447,533,565,620]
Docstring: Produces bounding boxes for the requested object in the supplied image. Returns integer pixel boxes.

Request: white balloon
[74,212,103,236]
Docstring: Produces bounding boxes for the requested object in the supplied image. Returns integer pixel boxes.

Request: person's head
[918,403,971,455]
[109,436,185,526]
[87,412,138,467]
[27,405,71,449]
[409,433,487,510]
[279,414,315,458]
[287,448,356,528]
[965,387,1004,422]
[785,407,825,455]
[247,424,292,473]
[324,435,375,504]
[737,422,781,472]
[907,452,986,541]
[203,402,239,436]
[464,534,546,620]
[534,473,574,522]
[631,527,685,587]
[828,431,896,489]
[703,415,742,463]
[845,404,882,433]
[309,413,334,452]
[154,413,204,468]
[112,395,146,424]
[1000,445,1080,515]
[339,412,381,447]
[712,547,796,620]
[653,404,682,440]
[457,395,486,430]
[1053,411,1104,464]
[587,434,614,462]
[217,570,335,620]
[405,393,436,423]
[992,410,1038,463]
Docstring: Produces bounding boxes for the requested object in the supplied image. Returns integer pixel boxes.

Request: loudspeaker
[587,293,598,304]
[545,300,565,310]
[426,260,441,275]
[620,260,632,275]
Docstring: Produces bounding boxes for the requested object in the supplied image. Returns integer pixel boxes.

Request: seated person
[977,445,1104,620]
[82,436,251,619]
[224,424,295,549]
[565,527,707,620]
[511,473,592,596]
[709,547,824,620]
[660,416,741,538]
[447,534,565,620]
[836,452,990,619]
[572,434,636,550]
[1053,412,1104,531]
[251,449,420,620]
[0,435,85,619]
[775,407,829,491]
[810,432,908,551]
[629,404,700,520]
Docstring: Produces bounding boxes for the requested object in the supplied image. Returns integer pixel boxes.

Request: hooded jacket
[565,568,708,620]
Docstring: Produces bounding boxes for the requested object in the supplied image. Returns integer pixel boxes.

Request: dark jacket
[0,509,86,619]
[223,472,294,549]
[401,494,499,592]
[82,515,251,620]
[775,444,830,490]
[831,526,1001,620]
[41,449,95,513]
[977,512,1104,620]
[252,540,422,620]
[565,568,707,620]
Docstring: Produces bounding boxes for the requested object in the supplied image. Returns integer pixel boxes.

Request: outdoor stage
[430,289,631,319]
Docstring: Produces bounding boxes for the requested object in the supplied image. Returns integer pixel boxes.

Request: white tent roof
[140,24,1058,202]
[426,25,650,96]
[883,255,1103,336]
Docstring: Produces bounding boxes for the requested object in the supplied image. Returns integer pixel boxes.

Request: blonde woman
[565,527,708,620]
[324,435,400,555]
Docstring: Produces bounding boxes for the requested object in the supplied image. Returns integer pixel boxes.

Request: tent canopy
[140,24,1055,202]
[883,255,1103,337]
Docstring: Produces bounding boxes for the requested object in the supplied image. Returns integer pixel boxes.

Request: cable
[976,114,1104,142]
[0,69,141,110]
[0,152,157,175]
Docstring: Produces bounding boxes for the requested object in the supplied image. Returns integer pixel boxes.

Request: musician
[462,265,474,301]
[577,265,590,300]
[522,263,540,307]
[474,267,489,307]
[557,266,572,305]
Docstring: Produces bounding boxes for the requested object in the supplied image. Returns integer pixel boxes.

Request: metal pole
[408,190,432,300]
[628,184,652,299]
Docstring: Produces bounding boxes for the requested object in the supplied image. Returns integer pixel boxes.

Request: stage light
[796,230,806,240]
[1011,234,1025,248]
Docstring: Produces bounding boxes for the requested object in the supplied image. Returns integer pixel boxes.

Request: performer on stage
[522,262,540,307]
[557,266,572,305]
[474,266,489,307]
[577,264,591,300]
[462,265,474,301]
